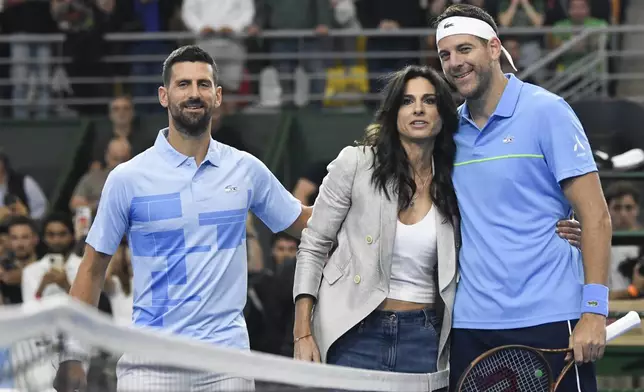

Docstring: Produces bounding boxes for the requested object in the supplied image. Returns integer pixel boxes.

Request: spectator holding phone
[21,212,80,303]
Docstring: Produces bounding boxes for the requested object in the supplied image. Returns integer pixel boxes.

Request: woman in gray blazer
[293,65,460,384]
[291,65,580,385]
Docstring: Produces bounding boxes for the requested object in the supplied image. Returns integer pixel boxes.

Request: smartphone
[47,254,65,271]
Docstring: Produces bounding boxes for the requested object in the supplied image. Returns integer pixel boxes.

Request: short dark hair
[7,216,38,235]
[433,3,498,35]
[41,212,74,236]
[605,181,641,205]
[271,232,299,247]
[162,45,219,87]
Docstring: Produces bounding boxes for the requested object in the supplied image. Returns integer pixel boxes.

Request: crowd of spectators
[0,0,628,117]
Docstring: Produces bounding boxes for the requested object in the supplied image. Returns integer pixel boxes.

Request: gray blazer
[293,145,460,389]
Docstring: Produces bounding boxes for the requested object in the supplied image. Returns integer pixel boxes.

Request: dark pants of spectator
[0,42,10,118]
[62,30,110,116]
[245,38,269,98]
[129,41,172,113]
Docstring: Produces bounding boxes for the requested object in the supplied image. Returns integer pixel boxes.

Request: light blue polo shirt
[86,129,302,349]
[452,74,598,330]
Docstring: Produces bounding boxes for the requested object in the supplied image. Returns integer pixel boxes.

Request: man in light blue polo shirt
[434,4,612,392]
[54,45,311,392]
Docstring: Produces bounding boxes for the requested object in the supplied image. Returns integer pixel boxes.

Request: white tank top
[388,206,438,304]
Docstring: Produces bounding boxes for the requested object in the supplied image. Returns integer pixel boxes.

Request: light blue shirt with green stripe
[452,74,597,330]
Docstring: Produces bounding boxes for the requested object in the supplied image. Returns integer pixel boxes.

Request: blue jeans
[327,308,440,373]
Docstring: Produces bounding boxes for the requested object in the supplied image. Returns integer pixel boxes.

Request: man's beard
[463,63,493,100]
[47,243,72,255]
[169,98,212,137]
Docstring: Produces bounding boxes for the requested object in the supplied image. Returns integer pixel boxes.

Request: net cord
[0,296,448,392]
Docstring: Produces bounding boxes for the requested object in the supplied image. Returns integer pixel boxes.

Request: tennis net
[0,296,447,392]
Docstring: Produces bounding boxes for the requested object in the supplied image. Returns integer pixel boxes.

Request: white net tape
[0,296,448,392]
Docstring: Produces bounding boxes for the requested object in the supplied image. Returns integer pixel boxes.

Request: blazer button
[353,274,361,284]
[366,235,373,244]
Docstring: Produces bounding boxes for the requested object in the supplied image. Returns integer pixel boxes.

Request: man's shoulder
[519,82,567,110]
[107,149,156,182]
[222,148,266,180]
[225,144,255,165]
[127,146,158,167]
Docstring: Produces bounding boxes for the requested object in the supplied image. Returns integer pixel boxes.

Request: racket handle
[606,311,641,342]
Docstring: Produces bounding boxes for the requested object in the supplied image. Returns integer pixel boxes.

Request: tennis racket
[455,311,641,392]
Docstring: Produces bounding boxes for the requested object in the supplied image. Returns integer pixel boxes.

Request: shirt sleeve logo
[574,135,587,157]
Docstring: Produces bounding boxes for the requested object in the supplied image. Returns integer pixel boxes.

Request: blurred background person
[0,150,47,221]
[69,137,132,215]
[610,250,644,300]
[606,181,642,292]
[0,216,40,305]
[21,212,79,303]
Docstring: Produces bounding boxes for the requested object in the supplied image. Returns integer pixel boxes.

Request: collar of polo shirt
[156,128,222,167]
[436,16,517,72]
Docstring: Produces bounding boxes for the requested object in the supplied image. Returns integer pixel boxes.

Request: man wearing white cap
[433,4,612,392]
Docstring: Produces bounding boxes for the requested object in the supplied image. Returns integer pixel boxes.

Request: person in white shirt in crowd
[21,212,81,303]
[181,0,254,112]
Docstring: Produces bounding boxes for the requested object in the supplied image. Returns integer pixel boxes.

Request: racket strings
[459,348,551,392]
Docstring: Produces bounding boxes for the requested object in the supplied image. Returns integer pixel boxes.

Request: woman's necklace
[410,169,431,207]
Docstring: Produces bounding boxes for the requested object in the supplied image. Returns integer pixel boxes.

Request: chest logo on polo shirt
[502,135,514,144]
[224,185,239,193]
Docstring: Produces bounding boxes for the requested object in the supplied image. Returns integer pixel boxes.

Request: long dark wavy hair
[358,65,460,226]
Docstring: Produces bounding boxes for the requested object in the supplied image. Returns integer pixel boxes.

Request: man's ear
[488,37,503,62]
[215,85,223,109]
[158,86,168,108]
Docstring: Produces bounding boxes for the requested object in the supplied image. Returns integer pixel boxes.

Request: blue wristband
[581,284,609,317]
